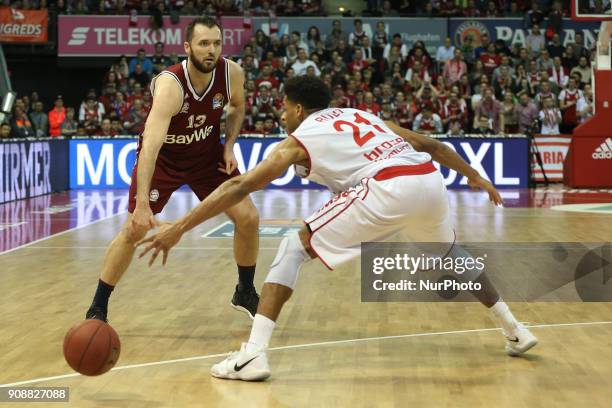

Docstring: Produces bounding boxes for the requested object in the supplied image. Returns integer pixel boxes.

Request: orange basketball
[63,319,121,376]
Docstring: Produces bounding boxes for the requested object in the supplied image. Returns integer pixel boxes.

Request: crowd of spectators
[233,1,593,136]
[2,0,324,17]
[0,0,580,19]
[2,1,597,138]
[4,47,165,137]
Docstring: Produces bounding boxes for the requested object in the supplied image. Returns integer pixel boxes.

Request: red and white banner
[0,7,48,43]
[532,134,572,182]
[58,16,251,56]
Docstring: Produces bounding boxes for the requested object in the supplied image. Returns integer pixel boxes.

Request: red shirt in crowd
[394,102,414,129]
[480,52,501,73]
[111,100,130,118]
[348,59,369,75]
[336,96,352,108]
[255,75,280,89]
[48,107,66,137]
[415,97,441,115]
[443,101,466,125]
[559,88,581,125]
[417,115,439,132]
[406,54,431,70]
[357,102,381,115]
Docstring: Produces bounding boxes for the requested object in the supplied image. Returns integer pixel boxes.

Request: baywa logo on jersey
[592,138,612,160]
[68,27,90,46]
[212,93,224,110]
[454,21,490,47]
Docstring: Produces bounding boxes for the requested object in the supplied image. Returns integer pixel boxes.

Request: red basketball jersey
[140,57,232,167]
[559,88,580,125]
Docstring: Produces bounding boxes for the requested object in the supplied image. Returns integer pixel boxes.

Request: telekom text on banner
[0,7,48,43]
[58,16,250,56]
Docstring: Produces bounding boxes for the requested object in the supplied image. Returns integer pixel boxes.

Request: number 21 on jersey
[333,112,386,147]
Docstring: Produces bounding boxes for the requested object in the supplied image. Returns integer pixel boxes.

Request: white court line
[1,320,611,388]
[0,212,126,256]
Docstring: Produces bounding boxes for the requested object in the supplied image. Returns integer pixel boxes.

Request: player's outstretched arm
[136,137,308,266]
[384,120,504,206]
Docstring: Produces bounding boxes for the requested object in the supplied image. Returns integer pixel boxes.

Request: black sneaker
[231,285,259,320]
[85,305,108,323]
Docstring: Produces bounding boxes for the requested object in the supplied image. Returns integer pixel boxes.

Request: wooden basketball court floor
[1,187,611,407]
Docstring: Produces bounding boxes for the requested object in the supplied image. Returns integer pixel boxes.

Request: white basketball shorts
[305,163,454,270]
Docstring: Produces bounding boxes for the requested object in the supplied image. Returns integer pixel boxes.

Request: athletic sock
[246,314,276,352]
[92,279,114,311]
[237,264,256,291]
[490,300,520,335]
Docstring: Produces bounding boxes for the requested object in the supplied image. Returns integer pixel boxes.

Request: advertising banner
[69,137,528,190]
[58,16,250,56]
[450,18,601,49]
[532,134,572,182]
[253,17,447,56]
[0,7,48,43]
[0,140,69,204]
[564,136,612,187]
[437,137,529,188]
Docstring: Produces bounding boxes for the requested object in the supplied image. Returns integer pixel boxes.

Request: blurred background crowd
[4,0,596,138]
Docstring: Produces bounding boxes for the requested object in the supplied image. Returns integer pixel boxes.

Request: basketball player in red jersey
[85,17,261,323]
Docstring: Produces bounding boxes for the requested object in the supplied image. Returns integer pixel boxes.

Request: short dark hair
[185,16,222,44]
[284,76,331,111]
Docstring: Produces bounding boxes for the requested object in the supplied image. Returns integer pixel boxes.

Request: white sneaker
[504,325,538,356]
[210,343,271,381]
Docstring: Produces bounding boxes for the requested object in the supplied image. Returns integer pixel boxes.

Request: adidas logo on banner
[592,138,612,160]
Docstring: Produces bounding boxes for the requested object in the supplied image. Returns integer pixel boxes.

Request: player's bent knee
[243,207,260,229]
[233,204,260,231]
[121,221,148,245]
[228,197,259,221]
[447,244,484,282]
[264,232,311,290]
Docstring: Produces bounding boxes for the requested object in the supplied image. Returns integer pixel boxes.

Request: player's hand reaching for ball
[468,175,504,207]
[218,145,238,175]
[136,223,183,267]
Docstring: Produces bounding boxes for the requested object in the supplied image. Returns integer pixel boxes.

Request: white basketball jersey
[291,108,431,192]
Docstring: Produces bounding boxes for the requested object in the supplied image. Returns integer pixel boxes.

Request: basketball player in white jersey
[137,76,538,381]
